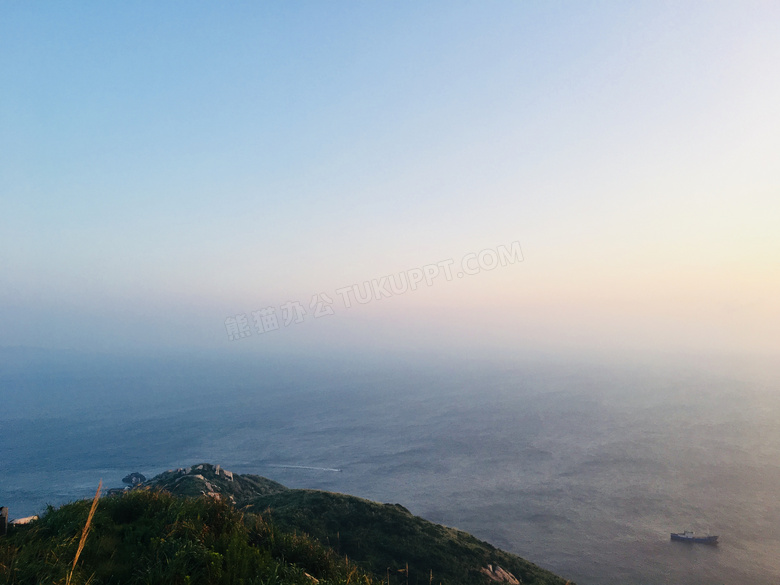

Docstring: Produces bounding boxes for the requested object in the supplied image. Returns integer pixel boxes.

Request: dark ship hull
[671,531,719,544]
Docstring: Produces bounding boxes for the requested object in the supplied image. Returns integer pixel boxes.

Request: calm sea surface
[2,349,779,585]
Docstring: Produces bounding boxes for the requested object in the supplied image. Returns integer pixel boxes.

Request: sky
[1,2,779,359]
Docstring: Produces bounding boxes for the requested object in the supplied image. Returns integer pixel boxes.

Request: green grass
[0,465,572,585]
[0,489,376,585]
[250,490,570,585]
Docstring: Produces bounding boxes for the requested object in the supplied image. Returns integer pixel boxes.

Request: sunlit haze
[2,2,778,358]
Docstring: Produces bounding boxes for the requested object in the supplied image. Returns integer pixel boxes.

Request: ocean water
[1,349,779,585]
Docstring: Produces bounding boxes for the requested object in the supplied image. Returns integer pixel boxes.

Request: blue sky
[1,2,779,357]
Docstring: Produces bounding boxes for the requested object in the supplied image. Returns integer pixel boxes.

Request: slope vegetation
[1,464,572,585]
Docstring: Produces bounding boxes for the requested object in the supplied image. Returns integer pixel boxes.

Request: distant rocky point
[130,463,287,503]
[121,472,146,486]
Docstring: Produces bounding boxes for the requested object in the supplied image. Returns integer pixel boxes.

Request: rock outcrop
[131,463,288,504]
[122,472,146,486]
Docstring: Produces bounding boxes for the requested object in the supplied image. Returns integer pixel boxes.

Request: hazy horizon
[2,2,779,358]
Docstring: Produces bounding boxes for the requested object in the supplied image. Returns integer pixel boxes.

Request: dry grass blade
[65,479,102,585]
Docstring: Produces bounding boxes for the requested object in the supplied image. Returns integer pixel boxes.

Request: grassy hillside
[250,490,568,585]
[0,464,572,585]
[0,489,374,585]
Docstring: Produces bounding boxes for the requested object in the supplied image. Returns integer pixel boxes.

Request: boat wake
[266,464,343,472]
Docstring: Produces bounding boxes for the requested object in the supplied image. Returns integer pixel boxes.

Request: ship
[670,530,719,544]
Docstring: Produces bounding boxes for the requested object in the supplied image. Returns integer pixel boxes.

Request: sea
[1,347,779,585]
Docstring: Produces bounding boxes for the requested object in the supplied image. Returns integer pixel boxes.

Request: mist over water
[2,349,779,585]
